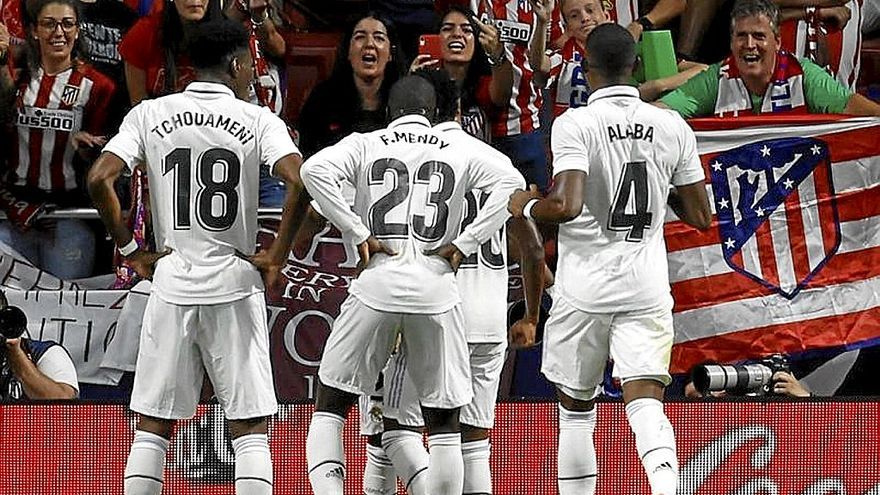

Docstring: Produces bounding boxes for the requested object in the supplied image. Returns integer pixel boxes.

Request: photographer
[686,355,814,398]
[0,295,79,401]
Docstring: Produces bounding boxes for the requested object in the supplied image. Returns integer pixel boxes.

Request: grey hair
[730,0,780,35]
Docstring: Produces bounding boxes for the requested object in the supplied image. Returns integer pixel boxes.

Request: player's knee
[315,381,358,417]
[556,388,595,412]
[383,417,422,434]
[621,378,666,404]
[137,415,175,440]
[228,416,269,439]
[461,424,489,443]
[422,406,460,435]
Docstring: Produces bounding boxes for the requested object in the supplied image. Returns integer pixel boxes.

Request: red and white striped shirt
[605,0,640,28]
[779,0,862,90]
[11,65,115,192]
[546,36,589,117]
[471,0,561,137]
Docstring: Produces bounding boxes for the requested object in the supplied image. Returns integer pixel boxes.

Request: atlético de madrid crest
[61,84,80,106]
[709,137,840,299]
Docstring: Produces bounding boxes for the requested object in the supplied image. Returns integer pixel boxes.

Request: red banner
[1,401,878,494]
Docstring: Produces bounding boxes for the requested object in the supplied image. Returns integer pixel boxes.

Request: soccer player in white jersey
[87,19,308,495]
[509,24,712,495]
[302,74,525,495]
[376,68,549,495]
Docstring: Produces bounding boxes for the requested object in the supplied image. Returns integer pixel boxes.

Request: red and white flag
[666,115,880,374]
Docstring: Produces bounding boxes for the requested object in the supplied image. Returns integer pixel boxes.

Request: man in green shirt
[657,0,880,119]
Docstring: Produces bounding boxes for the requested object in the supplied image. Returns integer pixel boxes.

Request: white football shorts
[319,296,473,410]
[383,342,507,429]
[541,295,674,400]
[130,292,278,420]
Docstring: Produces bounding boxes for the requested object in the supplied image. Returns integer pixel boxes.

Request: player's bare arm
[507,217,547,348]
[87,152,171,279]
[508,171,586,223]
[424,243,465,273]
[248,152,311,289]
[669,180,712,230]
[4,337,77,399]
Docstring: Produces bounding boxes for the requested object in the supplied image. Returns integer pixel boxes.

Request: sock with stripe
[626,398,679,495]
[363,443,397,495]
[557,405,597,495]
[124,430,169,495]
[461,438,492,495]
[382,429,428,495]
[307,412,346,495]
[427,432,464,495]
[232,433,273,495]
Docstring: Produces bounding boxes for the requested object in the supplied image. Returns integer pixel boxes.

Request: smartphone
[418,34,444,62]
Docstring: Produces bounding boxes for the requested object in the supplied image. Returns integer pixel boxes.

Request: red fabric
[1,0,25,42]
[118,11,195,98]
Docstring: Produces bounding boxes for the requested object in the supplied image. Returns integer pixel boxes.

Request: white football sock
[557,405,597,495]
[626,398,679,495]
[124,430,169,495]
[382,429,428,495]
[364,443,398,495]
[461,438,492,495]
[232,433,273,495]
[427,432,464,495]
[307,412,346,495]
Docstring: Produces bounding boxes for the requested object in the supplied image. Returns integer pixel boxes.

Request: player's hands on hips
[356,236,397,274]
[508,184,541,218]
[509,318,537,349]
[126,248,172,280]
[772,371,811,397]
[248,248,286,291]
[424,243,465,273]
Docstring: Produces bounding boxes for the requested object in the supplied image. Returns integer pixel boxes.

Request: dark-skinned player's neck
[192,72,242,98]
[589,76,634,92]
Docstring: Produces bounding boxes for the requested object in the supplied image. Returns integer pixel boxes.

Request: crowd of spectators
[0,0,878,282]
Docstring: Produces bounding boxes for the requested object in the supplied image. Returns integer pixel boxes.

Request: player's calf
[461,424,493,495]
[623,379,678,495]
[422,407,464,495]
[555,388,598,495]
[308,382,360,495]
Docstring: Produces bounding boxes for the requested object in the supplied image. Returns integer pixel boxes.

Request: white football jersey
[551,85,704,312]
[436,122,510,342]
[105,82,300,304]
[301,115,524,313]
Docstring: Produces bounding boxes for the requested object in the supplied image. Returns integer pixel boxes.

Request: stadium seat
[283,31,342,125]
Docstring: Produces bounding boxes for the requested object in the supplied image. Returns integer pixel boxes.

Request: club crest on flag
[709,137,840,299]
[61,84,80,106]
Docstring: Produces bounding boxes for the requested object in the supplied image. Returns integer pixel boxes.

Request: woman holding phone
[410,5,511,143]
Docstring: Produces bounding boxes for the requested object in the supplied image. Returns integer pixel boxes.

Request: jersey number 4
[369,158,456,242]
[164,147,240,232]
[608,161,653,242]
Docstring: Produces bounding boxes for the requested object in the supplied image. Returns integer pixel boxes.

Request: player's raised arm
[454,150,526,256]
[508,113,587,224]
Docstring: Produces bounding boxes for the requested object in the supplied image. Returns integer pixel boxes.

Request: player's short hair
[186,18,250,71]
[584,23,636,80]
[730,0,780,35]
[388,75,437,122]
[412,68,459,123]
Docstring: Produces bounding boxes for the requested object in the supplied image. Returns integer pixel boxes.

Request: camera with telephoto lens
[692,354,790,396]
[0,289,27,340]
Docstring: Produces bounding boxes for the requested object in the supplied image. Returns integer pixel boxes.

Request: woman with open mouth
[409,5,511,143]
[297,12,404,158]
